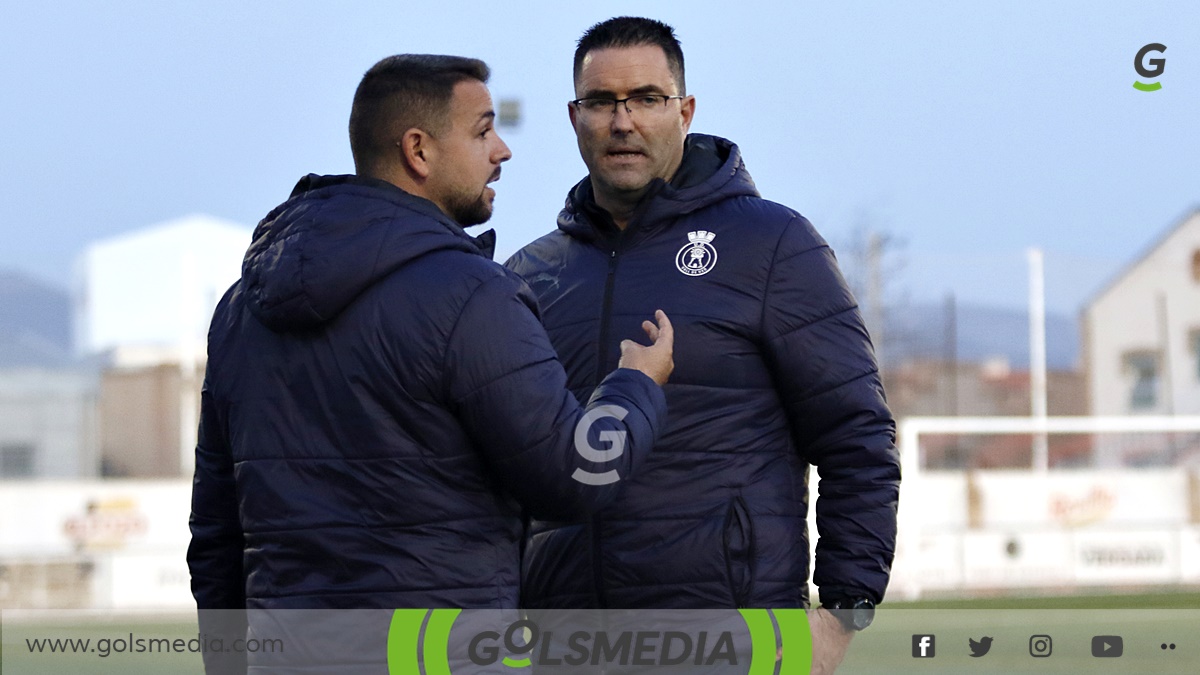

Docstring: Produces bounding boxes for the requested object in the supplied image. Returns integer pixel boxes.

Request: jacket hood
[242,174,495,332]
[557,134,759,242]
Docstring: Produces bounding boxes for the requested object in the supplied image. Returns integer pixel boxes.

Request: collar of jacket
[242,173,496,332]
[556,134,760,247]
[284,173,497,258]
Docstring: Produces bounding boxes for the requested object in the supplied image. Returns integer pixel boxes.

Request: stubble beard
[445,189,493,227]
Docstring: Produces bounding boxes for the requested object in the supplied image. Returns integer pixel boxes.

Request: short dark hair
[574,17,685,94]
[348,54,489,176]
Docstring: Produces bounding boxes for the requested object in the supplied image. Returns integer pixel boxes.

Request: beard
[443,188,493,227]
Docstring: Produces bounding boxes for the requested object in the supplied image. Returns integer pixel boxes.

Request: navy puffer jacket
[187,174,667,611]
[506,135,899,609]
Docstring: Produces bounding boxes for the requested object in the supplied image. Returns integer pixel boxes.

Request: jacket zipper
[592,241,622,609]
[590,234,628,607]
[595,248,621,380]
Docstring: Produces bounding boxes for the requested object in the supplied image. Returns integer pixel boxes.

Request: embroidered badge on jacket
[676,230,718,276]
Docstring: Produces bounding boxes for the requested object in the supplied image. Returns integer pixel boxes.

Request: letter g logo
[1133,43,1166,91]
[571,405,627,485]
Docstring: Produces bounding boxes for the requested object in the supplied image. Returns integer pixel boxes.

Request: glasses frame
[569,94,686,117]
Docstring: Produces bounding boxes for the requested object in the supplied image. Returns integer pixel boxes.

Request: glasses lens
[580,99,614,114]
[629,96,665,111]
[577,96,674,118]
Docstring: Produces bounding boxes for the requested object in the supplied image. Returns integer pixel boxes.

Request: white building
[72,215,251,477]
[1083,207,1200,417]
[73,214,251,357]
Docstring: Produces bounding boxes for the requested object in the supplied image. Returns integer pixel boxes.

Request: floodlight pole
[1027,248,1049,472]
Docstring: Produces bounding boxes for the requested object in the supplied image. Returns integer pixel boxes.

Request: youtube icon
[1092,636,1123,658]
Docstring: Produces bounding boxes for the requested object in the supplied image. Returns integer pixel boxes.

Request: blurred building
[98,347,204,478]
[886,358,1089,469]
[885,357,1086,419]
[0,369,99,479]
[1083,208,1200,417]
[74,214,250,356]
[0,271,100,479]
[74,214,250,477]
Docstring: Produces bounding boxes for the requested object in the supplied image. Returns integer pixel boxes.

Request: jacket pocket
[722,496,756,607]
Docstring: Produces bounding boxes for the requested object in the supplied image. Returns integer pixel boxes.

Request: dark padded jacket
[187,174,668,612]
[506,135,900,609]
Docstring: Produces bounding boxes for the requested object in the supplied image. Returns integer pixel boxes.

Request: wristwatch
[821,597,876,632]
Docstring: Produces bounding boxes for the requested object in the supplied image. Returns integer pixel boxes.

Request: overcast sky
[1,1,1196,314]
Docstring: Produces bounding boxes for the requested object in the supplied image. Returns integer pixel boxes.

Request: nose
[610,102,635,132]
[493,133,512,163]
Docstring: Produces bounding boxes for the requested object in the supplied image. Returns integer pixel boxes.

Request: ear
[398,128,434,179]
[679,95,696,134]
[567,100,578,130]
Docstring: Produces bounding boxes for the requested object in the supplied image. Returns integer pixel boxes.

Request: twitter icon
[969,636,994,657]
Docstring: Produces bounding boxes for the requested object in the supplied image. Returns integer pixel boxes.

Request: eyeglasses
[569,95,685,118]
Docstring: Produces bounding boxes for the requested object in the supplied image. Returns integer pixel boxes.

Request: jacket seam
[438,272,502,401]
[250,583,512,599]
[758,217,798,338]
[784,368,880,408]
[765,305,858,343]
[452,357,560,409]
[243,516,512,534]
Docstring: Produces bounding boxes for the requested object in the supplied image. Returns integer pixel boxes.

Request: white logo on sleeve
[676,230,718,276]
[571,405,628,485]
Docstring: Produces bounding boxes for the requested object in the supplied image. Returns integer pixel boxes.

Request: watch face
[851,606,875,630]
[825,598,875,631]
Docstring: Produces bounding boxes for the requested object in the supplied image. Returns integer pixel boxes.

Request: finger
[619,339,637,354]
[642,320,659,342]
[655,310,674,343]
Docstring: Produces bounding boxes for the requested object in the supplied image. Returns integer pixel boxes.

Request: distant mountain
[879,301,1078,371]
[0,270,73,367]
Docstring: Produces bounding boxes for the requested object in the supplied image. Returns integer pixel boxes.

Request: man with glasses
[506,17,900,673]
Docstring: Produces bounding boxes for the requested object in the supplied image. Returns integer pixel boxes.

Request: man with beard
[187,54,674,672]
[506,18,900,674]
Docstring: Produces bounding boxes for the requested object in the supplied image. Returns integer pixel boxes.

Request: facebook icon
[913,634,936,658]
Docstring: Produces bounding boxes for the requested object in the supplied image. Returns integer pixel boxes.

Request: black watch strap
[821,597,876,632]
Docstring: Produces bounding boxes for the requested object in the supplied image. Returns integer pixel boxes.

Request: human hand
[617,310,674,385]
[806,607,854,674]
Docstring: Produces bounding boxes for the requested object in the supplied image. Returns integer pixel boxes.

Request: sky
[1,1,1197,315]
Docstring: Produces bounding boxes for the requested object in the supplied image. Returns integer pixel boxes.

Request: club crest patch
[676,230,718,276]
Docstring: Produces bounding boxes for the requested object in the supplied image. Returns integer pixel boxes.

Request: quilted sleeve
[444,271,668,520]
[187,372,249,673]
[187,376,246,609]
[760,216,900,603]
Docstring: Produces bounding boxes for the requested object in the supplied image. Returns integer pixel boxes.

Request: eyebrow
[578,84,667,99]
[476,111,496,126]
